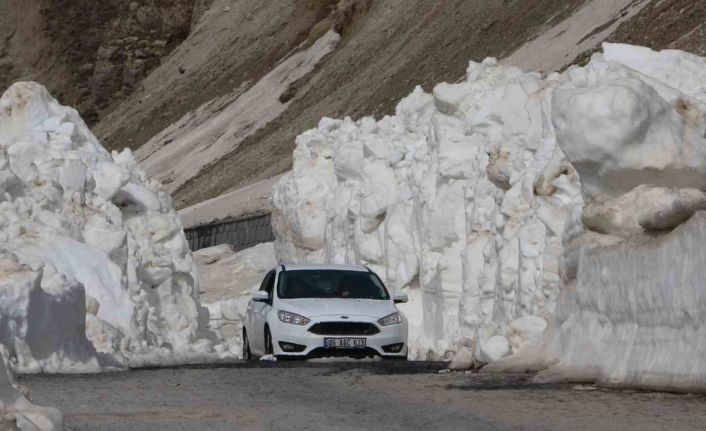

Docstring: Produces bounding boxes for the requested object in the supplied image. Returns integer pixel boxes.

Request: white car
[242,264,409,360]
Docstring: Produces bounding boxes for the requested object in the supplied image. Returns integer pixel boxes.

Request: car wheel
[382,355,408,360]
[242,329,253,361]
[264,326,274,356]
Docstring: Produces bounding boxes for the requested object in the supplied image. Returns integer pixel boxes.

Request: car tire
[242,329,253,361]
[264,326,273,356]
[382,355,408,361]
[275,355,300,361]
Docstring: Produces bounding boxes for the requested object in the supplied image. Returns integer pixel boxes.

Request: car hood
[276,298,396,319]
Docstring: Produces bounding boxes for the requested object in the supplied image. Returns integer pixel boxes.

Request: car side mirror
[393,291,408,304]
[252,291,270,302]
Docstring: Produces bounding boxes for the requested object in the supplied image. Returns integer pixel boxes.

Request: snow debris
[506,316,547,355]
[448,349,474,371]
[0,353,61,430]
[0,82,228,373]
[478,336,512,364]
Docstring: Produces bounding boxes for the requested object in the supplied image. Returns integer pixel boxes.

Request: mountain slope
[100,0,595,208]
[4,0,705,210]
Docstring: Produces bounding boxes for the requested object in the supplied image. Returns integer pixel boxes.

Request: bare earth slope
[94,0,339,153]
[99,0,595,208]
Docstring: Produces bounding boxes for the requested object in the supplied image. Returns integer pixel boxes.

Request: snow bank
[540,213,706,391]
[273,42,706,382]
[0,82,225,372]
[272,57,582,360]
[535,44,706,389]
[0,354,61,430]
[195,242,276,356]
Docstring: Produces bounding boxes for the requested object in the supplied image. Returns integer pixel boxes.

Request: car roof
[280,263,369,272]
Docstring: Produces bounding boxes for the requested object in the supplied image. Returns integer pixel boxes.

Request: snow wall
[273,54,583,360]
[273,43,706,387]
[0,82,228,373]
[534,44,706,390]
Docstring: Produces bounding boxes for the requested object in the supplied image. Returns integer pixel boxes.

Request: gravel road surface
[19,361,706,431]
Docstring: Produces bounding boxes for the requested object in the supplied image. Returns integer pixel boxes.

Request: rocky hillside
[0,0,199,123]
[2,0,704,209]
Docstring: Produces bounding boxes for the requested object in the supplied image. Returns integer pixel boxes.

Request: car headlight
[378,312,402,326]
[278,310,310,326]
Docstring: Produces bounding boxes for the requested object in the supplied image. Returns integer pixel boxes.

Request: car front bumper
[269,315,408,359]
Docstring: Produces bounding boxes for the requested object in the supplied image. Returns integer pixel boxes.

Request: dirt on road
[19,361,706,431]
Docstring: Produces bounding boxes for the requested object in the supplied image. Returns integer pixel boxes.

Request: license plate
[324,337,366,349]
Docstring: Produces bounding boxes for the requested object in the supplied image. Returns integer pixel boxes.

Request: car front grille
[309,322,380,336]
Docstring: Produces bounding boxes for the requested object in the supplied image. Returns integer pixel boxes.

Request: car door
[249,270,275,355]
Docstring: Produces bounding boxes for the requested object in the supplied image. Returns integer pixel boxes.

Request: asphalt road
[19,361,706,431]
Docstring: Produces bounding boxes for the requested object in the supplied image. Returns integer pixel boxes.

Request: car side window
[259,271,273,292]
[264,271,276,299]
[259,270,275,304]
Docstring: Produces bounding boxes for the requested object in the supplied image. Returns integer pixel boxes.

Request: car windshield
[277,270,390,300]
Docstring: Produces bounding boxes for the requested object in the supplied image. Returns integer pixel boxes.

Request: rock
[85,295,100,316]
[97,45,119,60]
[79,62,94,73]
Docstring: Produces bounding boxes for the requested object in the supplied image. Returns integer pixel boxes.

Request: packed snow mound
[195,242,276,356]
[0,82,224,372]
[0,353,61,430]
[273,57,582,360]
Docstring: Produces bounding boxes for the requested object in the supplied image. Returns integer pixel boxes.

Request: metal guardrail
[184,213,274,252]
